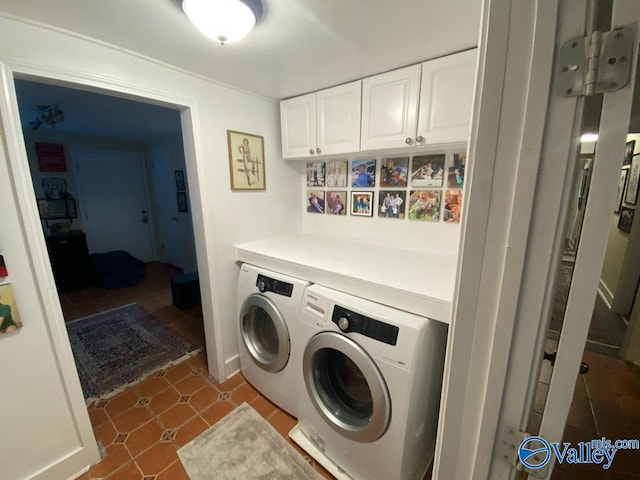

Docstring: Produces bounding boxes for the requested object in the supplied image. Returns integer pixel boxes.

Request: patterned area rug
[550,264,627,356]
[66,303,196,400]
[178,403,322,480]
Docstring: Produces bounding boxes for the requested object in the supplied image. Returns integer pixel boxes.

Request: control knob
[337,317,349,331]
[257,280,267,292]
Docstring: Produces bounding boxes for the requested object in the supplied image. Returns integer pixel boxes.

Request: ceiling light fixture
[580,133,599,143]
[182,0,264,45]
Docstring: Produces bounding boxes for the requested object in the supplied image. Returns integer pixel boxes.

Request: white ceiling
[0,0,482,99]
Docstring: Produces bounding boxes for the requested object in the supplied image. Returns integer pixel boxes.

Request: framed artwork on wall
[326,191,347,216]
[350,159,376,187]
[625,154,640,205]
[36,142,67,172]
[410,154,445,187]
[326,160,348,187]
[175,170,186,191]
[408,190,441,221]
[227,130,266,191]
[177,191,189,213]
[615,168,629,213]
[623,140,635,165]
[306,162,325,187]
[0,283,23,336]
[351,191,374,216]
[307,191,325,214]
[618,206,635,233]
[379,157,408,188]
[378,191,406,219]
[444,190,463,223]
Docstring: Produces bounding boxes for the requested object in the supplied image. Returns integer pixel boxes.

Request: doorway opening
[13,77,206,402]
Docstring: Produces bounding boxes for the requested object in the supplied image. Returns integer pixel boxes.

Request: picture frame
[326,160,348,187]
[408,190,442,222]
[410,154,445,187]
[618,206,635,233]
[177,191,189,213]
[615,168,629,214]
[306,162,325,187]
[379,157,408,188]
[227,130,266,191]
[326,191,347,215]
[175,170,186,191]
[351,191,374,217]
[350,159,376,188]
[378,191,406,219]
[0,283,23,336]
[625,154,640,205]
[306,190,325,214]
[624,140,635,165]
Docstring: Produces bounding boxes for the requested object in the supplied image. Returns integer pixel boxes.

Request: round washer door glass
[303,332,391,443]
[240,293,290,373]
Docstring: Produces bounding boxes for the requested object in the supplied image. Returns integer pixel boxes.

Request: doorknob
[141,210,148,224]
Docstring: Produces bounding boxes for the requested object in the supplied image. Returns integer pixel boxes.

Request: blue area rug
[66,303,196,400]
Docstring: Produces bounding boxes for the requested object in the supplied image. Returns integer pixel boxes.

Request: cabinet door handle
[309,148,315,155]
[316,147,322,154]
[405,137,414,145]
[416,136,425,144]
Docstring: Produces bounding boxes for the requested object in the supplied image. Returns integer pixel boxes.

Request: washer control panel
[256,274,293,297]
[332,305,399,345]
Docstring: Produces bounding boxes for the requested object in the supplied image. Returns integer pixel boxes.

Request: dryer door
[239,294,290,373]
[303,331,391,443]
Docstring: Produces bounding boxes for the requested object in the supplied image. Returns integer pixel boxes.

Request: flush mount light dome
[182,0,263,45]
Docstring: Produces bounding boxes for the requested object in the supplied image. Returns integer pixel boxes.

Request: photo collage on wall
[305,151,467,222]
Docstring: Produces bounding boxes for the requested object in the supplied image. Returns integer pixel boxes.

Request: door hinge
[555,27,634,97]
[497,426,551,478]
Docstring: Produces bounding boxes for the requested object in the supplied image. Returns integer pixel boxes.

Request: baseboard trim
[224,354,241,380]
[598,279,614,309]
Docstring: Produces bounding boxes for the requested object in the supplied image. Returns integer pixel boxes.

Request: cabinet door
[316,81,362,155]
[280,93,317,158]
[361,64,421,151]
[417,49,477,145]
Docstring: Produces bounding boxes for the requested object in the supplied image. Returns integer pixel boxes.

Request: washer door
[239,293,290,373]
[303,331,391,443]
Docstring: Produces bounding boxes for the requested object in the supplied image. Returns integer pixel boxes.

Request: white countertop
[234,233,458,323]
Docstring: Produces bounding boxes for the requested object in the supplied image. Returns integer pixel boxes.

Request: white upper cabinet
[280,93,317,158]
[418,49,477,145]
[360,64,422,151]
[361,49,477,151]
[280,81,362,159]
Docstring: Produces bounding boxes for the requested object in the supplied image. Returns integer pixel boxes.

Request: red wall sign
[36,142,67,172]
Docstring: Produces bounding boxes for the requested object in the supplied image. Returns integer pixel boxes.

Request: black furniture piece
[45,230,92,291]
[171,272,201,310]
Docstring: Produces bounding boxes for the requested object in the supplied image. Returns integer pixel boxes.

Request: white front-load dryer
[291,284,448,480]
[237,263,309,417]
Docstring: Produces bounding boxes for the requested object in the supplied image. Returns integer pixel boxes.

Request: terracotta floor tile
[250,395,278,419]
[88,444,132,478]
[148,387,180,415]
[174,415,209,447]
[566,398,596,433]
[111,406,152,434]
[158,403,197,430]
[187,351,208,372]
[214,373,244,392]
[268,410,297,438]
[231,381,260,405]
[73,472,90,480]
[188,385,218,412]
[314,460,335,479]
[93,419,117,448]
[174,374,208,395]
[156,459,190,480]
[200,400,235,426]
[106,461,143,480]
[125,420,164,458]
[136,376,171,398]
[88,407,110,429]
[105,390,139,418]
[164,361,193,385]
[135,442,178,476]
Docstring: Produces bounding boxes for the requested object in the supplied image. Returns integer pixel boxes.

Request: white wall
[299,148,465,255]
[0,15,299,480]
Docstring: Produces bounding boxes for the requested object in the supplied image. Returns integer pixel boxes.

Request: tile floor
[526,340,640,480]
[60,262,640,479]
[61,262,334,479]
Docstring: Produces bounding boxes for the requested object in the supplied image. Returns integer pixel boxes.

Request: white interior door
[149,146,183,268]
[73,148,155,262]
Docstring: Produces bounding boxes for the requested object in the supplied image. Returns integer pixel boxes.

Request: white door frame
[0,60,226,476]
[433,0,590,478]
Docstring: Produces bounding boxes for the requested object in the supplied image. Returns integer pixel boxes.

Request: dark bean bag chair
[89,250,145,289]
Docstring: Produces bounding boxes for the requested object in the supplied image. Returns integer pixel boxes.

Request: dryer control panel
[332,305,399,345]
[256,274,293,297]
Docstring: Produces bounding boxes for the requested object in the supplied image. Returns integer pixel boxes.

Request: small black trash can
[170,272,201,310]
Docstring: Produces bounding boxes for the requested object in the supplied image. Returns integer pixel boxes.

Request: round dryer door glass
[303,332,391,443]
[240,294,290,373]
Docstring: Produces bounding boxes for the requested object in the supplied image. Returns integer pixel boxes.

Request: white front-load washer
[290,284,448,480]
[237,263,310,417]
